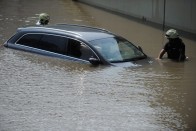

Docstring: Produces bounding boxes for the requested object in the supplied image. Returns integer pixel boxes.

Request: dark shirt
[163,38,186,61]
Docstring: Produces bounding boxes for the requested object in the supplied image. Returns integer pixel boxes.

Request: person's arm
[157,49,166,59]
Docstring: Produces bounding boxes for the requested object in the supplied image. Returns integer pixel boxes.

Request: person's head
[165,29,179,39]
[38,13,50,25]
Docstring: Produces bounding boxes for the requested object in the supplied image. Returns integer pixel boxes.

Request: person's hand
[156,57,164,66]
[156,57,161,60]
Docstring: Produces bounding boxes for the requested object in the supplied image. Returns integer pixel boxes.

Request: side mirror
[89,57,100,65]
[137,46,143,52]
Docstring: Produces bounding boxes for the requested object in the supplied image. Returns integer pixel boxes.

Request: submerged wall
[77,0,196,35]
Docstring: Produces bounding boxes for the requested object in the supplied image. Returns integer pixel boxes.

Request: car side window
[17,34,42,47]
[17,34,67,55]
[40,35,67,54]
[67,39,97,61]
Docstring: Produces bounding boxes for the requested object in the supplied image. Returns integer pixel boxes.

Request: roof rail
[20,26,82,37]
[56,23,110,33]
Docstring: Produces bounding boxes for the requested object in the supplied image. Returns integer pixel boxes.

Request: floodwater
[0,0,196,130]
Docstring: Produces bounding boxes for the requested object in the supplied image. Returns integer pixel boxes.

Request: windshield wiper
[130,56,147,61]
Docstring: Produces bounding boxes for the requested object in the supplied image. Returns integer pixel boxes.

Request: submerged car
[4,24,148,66]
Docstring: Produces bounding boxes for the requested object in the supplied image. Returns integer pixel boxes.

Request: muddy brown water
[0,0,196,130]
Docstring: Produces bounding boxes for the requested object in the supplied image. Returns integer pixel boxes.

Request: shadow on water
[0,0,196,130]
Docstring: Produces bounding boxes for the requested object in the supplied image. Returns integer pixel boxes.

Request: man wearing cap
[157,29,187,61]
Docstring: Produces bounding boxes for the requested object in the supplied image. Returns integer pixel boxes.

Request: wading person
[157,29,187,61]
[36,13,50,26]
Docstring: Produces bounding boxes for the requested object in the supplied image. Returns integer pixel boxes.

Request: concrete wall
[78,0,196,34]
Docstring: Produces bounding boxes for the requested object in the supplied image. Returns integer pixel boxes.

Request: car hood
[111,57,153,67]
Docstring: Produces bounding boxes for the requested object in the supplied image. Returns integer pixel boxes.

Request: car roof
[18,24,115,42]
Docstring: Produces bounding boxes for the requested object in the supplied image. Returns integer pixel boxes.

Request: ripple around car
[4,24,150,66]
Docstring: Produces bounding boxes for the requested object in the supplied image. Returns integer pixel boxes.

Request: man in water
[157,29,187,61]
[36,13,50,26]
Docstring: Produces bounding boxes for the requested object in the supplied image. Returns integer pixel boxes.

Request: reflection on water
[0,0,196,130]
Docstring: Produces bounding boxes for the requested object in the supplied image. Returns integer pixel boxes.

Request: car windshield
[89,37,146,63]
